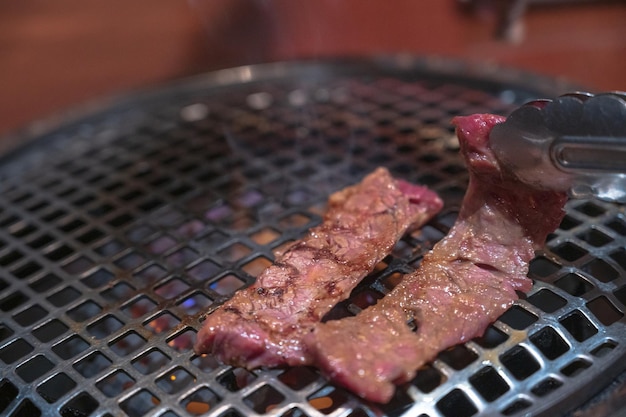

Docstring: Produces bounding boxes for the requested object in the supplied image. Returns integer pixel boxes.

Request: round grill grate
[0,58,624,417]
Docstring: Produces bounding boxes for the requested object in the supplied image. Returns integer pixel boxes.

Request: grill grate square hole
[528,257,560,278]
[559,215,582,231]
[606,218,626,235]
[218,243,251,264]
[132,349,170,375]
[138,197,164,212]
[210,274,245,296]
[167,329,196,353]
[190,354,220,374]
[37,372,76,403]
[242,256,272,277]
[498,305,538,330]
[560,310,598,342]
[552,242,587,262]
[114,252,146,270]
[577,228,613,247]
[156,367,195,394]
[120,389,159,417]
[278,367,319,391]
[0,291,28,312]
[502,398,532,416]
[96,370,135,398]
[575,202,605,217]
[109,331,146,357]
[47,286,80,307]
[147,235,177,255]
[27,233,54,249]
[527,289,567,313]
[11,398,41,417]
[308,387,352,415]
[586,296,623,326]
[0,379,18,414]
[500,345,541,380]
[531,377,563,397]
[29,274,62,293]
[218,368,257,392]
[591,340,618,358]
[582,259,619,283]
[555,273,594,296]
[145,312,180,335]
[530,327,570,360]
[101,282,135,303]
[473,325,509,349]
[187,259,222,282]
[108,213,134,228]
[0,324,14,343]
[279,213,313,229]
[155,279,189,300]
[60,392,98,417]
[437,345,478,370]
[126,224,155,243]
[16,355,55,383]
[44,244,74,261]
[122,296,157,319]
[33,319,68,343]
[0,214,20,228]
[244,385,286,414]
[77,228,105,244]
[181,387,220,416]
[469,366,509,402]
[436,388,478,417]
[52,335,90,360]
[13,304,47,326]
[0,250,23,267]
[412,365,445,393]
[73,352,111,378]
[59,218,85,233]
[67,300,102,323]
[561,358,592,377]
[166,247,198,268]
[62,256,95,274]
[81,268,114,289]
[177,293,212,316]
[12,261,42,279]
[87,315,124,339]
[133,264,167,286]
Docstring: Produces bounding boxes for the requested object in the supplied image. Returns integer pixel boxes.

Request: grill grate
[0,58,624,417]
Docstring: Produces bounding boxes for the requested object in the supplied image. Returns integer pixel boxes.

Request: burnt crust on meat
[306,114,568,403]
[193,167,443,368]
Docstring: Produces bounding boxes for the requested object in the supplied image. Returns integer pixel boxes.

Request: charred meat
[194,167,443,367]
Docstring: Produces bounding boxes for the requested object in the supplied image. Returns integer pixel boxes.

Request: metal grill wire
[0,62,624,417]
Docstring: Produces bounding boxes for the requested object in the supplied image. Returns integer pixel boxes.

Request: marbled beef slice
[306,114,568,403]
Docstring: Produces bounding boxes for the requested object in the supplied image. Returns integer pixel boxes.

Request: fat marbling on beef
[306,114,568,403]
[194,167,443,367]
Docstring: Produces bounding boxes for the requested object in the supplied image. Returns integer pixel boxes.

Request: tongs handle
[553,135,626,172]
[490,92,626,203]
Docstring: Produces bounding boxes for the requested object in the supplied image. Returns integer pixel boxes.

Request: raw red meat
[306,114,568,403]
[194,167,443,367]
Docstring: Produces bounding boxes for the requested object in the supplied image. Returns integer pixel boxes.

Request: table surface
[1,0,625,139]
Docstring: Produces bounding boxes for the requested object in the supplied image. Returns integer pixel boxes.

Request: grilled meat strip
[306,114,568,403]
[194,167,443,368]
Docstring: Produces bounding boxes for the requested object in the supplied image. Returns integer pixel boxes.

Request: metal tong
[490,92,626,203]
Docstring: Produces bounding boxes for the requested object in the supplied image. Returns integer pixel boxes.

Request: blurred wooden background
[1,0,624,138]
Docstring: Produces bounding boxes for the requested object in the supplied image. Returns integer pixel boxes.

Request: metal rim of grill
[0,56,624,417]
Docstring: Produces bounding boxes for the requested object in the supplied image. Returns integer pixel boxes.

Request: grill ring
[0,57,624,417]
